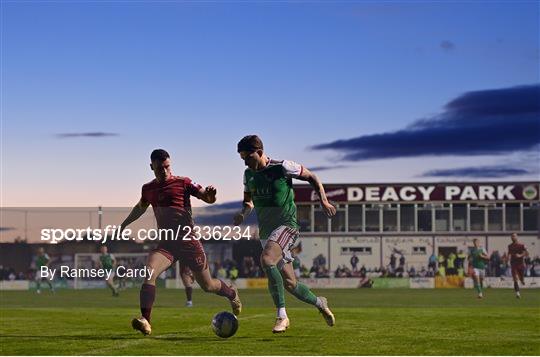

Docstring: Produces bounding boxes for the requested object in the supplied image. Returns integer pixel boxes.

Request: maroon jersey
[141,176,202,230]
[508,242,526,266]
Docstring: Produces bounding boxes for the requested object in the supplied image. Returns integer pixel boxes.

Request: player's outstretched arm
[196,185,217,204]
[296,167,337,217]
[480,249,490,260]
[233,192,253,226]
[120,199,149,232]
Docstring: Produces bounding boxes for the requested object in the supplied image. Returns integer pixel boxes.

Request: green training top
[100,254,115,270]
[244,159,302,240]
[36,254,49,268]
[470,247,487,269]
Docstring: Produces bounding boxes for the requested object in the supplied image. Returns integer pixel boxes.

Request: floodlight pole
[98,206,102,230]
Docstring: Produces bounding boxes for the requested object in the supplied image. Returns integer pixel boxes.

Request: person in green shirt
[99,246,119,297]
[234,135,336,333]
[469,238,489,299]
[35,247,54,294]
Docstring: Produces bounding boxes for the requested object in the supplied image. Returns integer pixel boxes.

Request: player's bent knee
[284,279,296,292]
[261,252,279,267]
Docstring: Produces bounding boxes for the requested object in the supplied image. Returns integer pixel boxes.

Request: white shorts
[473,268,485,278]
[261,225,300,269]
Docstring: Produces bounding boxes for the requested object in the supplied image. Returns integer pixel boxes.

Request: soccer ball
[211,311,239,338]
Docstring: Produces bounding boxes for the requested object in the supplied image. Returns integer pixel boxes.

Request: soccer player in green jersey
[99,246,119,296]
[35,247,54,294]
[234,135,336,333]
[469,238,489,299]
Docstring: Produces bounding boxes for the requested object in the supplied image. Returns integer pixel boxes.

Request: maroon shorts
[511,264,525,279]
[153,240,207,272]
[180,265,193,277]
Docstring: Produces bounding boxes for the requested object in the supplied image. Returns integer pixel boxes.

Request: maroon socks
[140,283,156,322]
[216,280,236,300]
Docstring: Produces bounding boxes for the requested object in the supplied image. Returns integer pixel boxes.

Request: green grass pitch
[1,288,539,355]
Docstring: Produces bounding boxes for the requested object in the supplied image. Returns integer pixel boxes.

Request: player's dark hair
[150,149,170,162]
[237,135,263,153]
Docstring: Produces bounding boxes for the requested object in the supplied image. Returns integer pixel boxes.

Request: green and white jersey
[244,159,302,240]
[100,254,115,270]
[470,247,487,269]
[36,254,50,268]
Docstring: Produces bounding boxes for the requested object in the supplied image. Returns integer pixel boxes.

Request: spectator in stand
[343,265,352,277]
[530,258,538,277]
[437,253,446,277]
[389,253,397,273]
[350,253,359,272]
[216,264,227,280]
[398,255,406,274]
[408,266,416,277]
[446,252,456,275]
[229,265,239,284]
[490,250,501,277]
[313,254,326,269]
[360,265,367,277]
[317,265,329,278]
[501,252,510,276]
[456,250,467,277]
[428,253,437,274]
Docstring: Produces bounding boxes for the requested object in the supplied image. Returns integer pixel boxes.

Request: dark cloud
[311,84,540,161]
[55,132,119,138]
[439,40,456,52]
[440,40,456,51]
[193,201,257,226]
[422,166,531,178]
[308,165,349,172]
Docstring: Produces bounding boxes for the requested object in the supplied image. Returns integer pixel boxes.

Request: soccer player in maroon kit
[120,149,242,335]
[508,233,529,299]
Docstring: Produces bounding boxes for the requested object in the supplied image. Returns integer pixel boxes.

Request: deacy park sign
[294,182,540,203]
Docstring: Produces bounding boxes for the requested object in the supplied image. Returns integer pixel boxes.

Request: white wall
[329,236,381,271]
[487,235,540,258]
[434,236,481,255]
[297,236,329,270]
[383,236,433,270]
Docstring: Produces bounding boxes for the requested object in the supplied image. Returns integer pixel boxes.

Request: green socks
[264,265,285,308]
[475,282,482,294]
[291,282,318,306]
[264,266,318,308]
